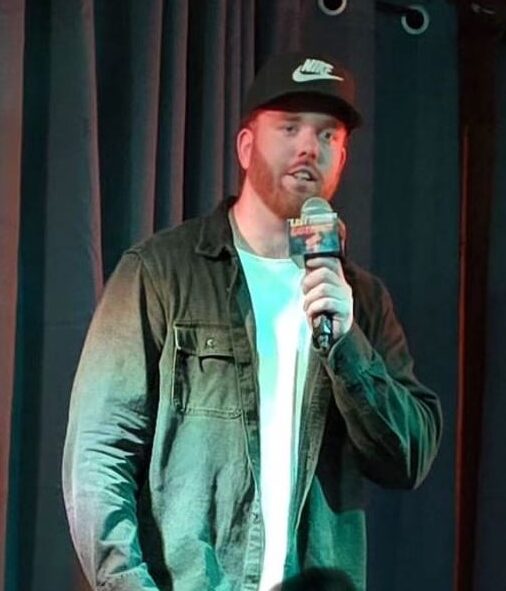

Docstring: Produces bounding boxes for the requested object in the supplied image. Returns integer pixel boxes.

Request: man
[63,53,442,591]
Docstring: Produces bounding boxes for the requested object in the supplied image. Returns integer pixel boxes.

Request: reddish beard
[246,141,340,219]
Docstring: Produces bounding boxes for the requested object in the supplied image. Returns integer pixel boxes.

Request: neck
[232,182,290,258]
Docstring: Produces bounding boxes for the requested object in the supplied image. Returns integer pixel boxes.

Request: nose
[296,126,320,160]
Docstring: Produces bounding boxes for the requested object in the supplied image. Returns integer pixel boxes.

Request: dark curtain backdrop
[368,3,458,591]
[1,1,502,590]
[474,37,506,591]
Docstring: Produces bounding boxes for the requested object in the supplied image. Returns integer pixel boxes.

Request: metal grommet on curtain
[401,4,430,35]
[317,0,348,17]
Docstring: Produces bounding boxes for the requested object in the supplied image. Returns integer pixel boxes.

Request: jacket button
[205,337,215,348]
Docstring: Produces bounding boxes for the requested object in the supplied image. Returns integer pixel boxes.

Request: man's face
[237,103,348,219]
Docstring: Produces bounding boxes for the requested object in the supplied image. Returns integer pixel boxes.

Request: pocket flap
[174,324,233,357]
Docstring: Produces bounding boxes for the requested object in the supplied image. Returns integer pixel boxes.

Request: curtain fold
[184,0,229,218]
[154,1,189,230]
[0,2,25,587]
[474,38,506,591]
[369,3,459,590]
[95,0,164,274]
[12,1,103,588]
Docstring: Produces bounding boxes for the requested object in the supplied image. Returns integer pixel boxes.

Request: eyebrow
[268,112,341,128]
[263,112,301,123]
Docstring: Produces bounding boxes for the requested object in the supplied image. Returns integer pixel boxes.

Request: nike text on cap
[242,52,362,131]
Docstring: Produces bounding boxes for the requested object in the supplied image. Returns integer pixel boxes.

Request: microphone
[287,197,344,352]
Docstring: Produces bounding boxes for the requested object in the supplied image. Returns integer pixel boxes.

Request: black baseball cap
[242,52,362,131]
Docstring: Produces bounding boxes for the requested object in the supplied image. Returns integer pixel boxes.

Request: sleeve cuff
[324,321,374,385]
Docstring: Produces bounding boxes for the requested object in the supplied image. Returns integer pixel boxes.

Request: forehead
[254,93,347,129]
[258,109,343,129]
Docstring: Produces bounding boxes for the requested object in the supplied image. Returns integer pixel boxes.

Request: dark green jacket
[62,197,442,591]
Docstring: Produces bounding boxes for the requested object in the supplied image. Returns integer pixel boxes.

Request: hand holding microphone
[302,255,353,347]
[288,197,353,352]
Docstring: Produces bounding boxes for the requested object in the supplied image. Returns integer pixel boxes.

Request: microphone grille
[301,197,333,216]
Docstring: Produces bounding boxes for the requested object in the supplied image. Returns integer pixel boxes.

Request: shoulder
[119,217,206,280]
[130,217,203,258]
[121,197,234,273]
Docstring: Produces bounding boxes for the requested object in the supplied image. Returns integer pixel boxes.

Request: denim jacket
[62,197,442,591]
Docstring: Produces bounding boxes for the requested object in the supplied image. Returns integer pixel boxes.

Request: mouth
[288,167,318,183]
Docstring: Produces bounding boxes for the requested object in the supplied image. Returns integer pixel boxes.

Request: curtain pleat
[474,39,506,591]
[15,1,103,589]
[154,1,189,230]
[123,1,164,241]
[95,1,163,275]
[223,0,250,197]
[184,0,228,218]
[369,4,459,591]
[255,0,303,63]
[0,2,25,588]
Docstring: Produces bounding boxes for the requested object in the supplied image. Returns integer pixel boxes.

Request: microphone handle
[312,311,333,353]
[304,251,336,353]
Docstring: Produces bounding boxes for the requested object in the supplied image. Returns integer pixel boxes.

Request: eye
[320,129,337,143]
[280,122,298,134]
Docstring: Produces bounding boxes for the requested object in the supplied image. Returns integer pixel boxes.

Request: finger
[334,257,345,279]
[304,291,352,317]
[304,257,345,283]
[308,256,345,279]
[303,282,348,307]
[302,266,346,293]
[305,297,342,319]
[304,257,341,272]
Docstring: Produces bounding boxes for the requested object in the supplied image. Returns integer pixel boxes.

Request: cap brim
[243,91,362,131]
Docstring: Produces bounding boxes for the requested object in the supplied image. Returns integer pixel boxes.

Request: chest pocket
[172,324,242,419]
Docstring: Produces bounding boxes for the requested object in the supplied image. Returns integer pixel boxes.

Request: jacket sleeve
[62,251,165,591]
[321,278,443,489]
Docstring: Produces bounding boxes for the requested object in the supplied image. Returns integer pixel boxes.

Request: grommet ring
[317,0,348,17]
[401,4,430,35]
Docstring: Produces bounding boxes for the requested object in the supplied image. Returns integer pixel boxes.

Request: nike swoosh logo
[292,66,344,83]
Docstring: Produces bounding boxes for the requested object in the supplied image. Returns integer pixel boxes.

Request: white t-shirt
[236,247,311,591]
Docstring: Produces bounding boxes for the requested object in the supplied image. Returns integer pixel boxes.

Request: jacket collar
[195,196,238,259]
[196,196,356,279]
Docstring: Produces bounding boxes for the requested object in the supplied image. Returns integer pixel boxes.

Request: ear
[236,127,254,171]
[337,143,348,175]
